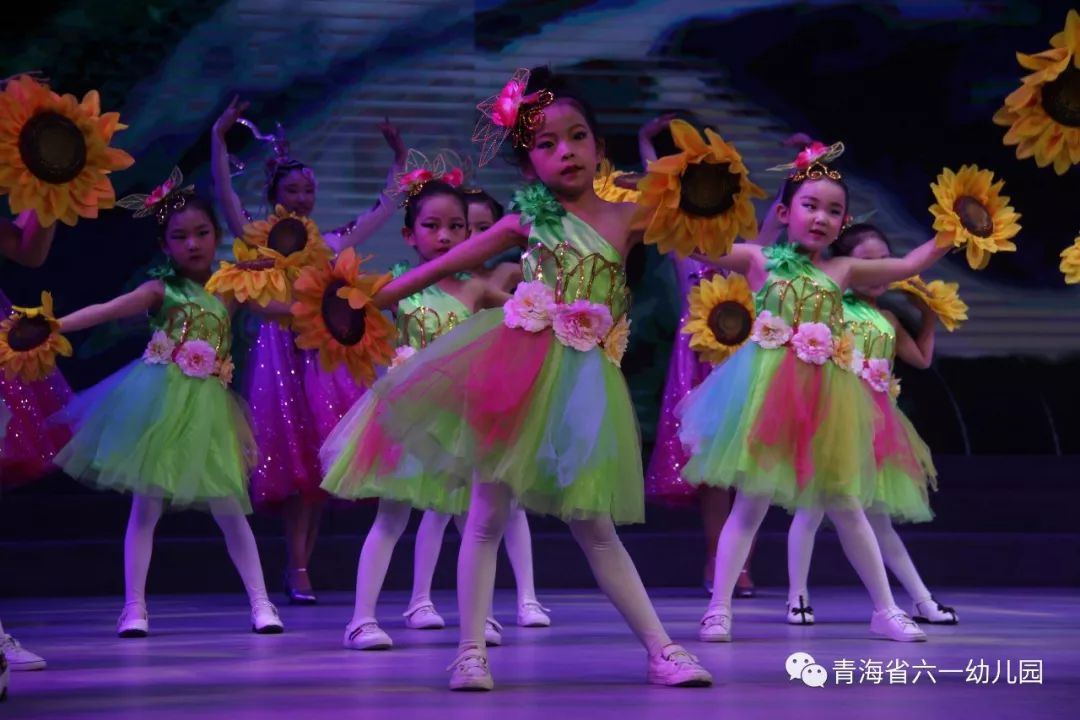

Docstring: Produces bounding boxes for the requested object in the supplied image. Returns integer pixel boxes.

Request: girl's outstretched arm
[59,281,165,333]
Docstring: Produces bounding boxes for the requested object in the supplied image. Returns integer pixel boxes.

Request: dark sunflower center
[7,315,52,352]
[267,217,309,256]
[321,279,367,346]
[18,111,88,185]
[953,196,994,238]
[1043,63,1080,128]
[679,162,739,217]
[707,301,753,346]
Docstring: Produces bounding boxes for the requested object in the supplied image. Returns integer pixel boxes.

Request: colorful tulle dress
[320,263,473,514]
[335,184,643,523]
[54,270,256,512]
[1,279,72,485]
[677,243,878,510]
[842,292,936,522]
[645,257,715,505]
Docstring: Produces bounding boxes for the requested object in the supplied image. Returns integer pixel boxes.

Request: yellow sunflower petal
[996,10,1080,174]
[1060,235,1080,284]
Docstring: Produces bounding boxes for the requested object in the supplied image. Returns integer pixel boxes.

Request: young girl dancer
[1,210,71,489]
[212,98,406,602]
[0,209,62,672]
[408,186,547,634]
[53,179,283,637]
[637,114,769,597]
[786,223,958,626]
[322,172,547,649]
[677,144,949,643]
[346,67,713,690]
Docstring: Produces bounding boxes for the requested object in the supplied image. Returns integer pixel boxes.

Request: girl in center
[351,67,713,691]
[321,167,547,651]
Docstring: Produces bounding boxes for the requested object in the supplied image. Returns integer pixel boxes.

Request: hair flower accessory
[473,69,556,166]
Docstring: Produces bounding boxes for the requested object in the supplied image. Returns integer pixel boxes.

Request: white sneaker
[0,635,46,671]
[117,602,149,638]
[448,647,494,691]
[699,610,732,642]
[786,595,815,625]
[403,603,446,630]
[647,644,713,687]
[913,598,959,625]
[484,617,503,646]
[871,606,928,642]
[344,622,393,651]
[251,600,284,634]
[517,601,551,628]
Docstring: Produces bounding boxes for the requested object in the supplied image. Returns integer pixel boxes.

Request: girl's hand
[378,117,407,166]
[639,113,676,139]
[214,96,250,139]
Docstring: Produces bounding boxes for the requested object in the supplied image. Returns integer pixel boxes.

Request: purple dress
[237,198,396,507]
[239,319,368,505]
[1,288,73,486]
[644,257,714,505]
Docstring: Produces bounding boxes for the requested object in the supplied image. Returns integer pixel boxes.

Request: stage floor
[2,587,1075,719]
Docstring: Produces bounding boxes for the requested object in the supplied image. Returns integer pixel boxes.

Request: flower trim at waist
[142,330,234,386]
[748,310,900,397]
[502,280,629,367]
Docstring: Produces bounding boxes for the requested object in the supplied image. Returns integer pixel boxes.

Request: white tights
[456,481,671,657]
[123,494,270,607]
[349,497,539,628]
[707,493,898,618]
[787,507,932,606]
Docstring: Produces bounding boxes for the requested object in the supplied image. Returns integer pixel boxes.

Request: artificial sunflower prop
[928,165,1020,270]
[1060,234,1080,284]
[992,9,1080,175]
[890,275,969,332]
[0,74,134,226]
[291,248,396,386]
[635,120,767,260]
[593,159,642,204]
[207,205,332,308]
[681,273,755,364]
[0,292,72,382]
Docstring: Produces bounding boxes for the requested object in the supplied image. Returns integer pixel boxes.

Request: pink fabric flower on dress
[861,357,892,393]
[441,168,464,188]
[174,340,217,379]
[749,310,793,350]
[552,300,614,353]
[503,280,556,332]
[144,179,176,209]
[790,322,834,365]
[389,345,417,370]
[142,330,175,365]
[492,79,526,128]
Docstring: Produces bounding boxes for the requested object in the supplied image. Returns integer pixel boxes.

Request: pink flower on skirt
[790,322,834,365]
[750,310,793,350]
[504,280,556,332]
[142,330,175,365]
[174,340,218,379]
[552,300,613,352]
[861,357,893,393]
